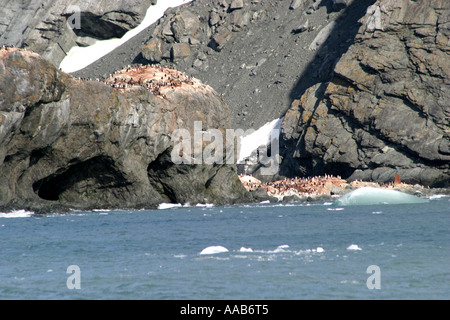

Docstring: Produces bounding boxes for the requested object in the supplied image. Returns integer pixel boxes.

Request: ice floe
[347,244,362,251]
[199,246,229,255]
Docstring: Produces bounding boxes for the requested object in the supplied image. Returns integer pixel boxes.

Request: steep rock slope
[281,0,450,187]
[72,0,374,130]
[0,48,249,211]
[0,0,156,67]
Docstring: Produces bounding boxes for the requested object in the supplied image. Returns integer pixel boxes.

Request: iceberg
[199,246,229,255]
[334,187,429,206]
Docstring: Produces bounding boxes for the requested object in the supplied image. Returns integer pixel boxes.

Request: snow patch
[237,117,282,163]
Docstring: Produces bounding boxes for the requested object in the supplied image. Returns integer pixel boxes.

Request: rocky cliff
[0,47,249,212]
[0,0,157,67]
[281,0,450,187]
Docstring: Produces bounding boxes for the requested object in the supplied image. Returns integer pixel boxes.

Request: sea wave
[0,210,34,218]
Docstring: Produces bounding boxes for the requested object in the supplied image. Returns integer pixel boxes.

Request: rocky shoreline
[240,174,450,203]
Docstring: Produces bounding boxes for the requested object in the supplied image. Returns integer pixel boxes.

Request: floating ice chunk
[196,203,214,207]
[316,247,324,253]
[347,244,362,251]
[158,203,182,209]
[239,247,253,252]
[334,187,429,206]
[200,246,229,255]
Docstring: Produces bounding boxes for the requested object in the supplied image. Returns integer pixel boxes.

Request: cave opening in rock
[32,156,129,202]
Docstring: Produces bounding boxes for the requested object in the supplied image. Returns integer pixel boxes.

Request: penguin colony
[102,64,196,98]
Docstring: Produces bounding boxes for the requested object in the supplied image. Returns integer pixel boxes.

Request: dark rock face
[0,48,249,212]
[280,0,450,187]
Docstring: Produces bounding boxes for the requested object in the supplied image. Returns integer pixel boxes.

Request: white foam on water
[93,209,112,213]
[428,194,449,200]
[0,210,34,218]
[199,245,229,255]
[272,244,290,253]
[334,187,429,206]
[239,247,253,252]
[158,203,182,210]
[347,244,362,251]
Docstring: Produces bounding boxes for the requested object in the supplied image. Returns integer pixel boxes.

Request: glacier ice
[334,187,429,206]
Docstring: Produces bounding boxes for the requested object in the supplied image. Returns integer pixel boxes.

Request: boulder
[171,43,192,61]
[290,0,307,10]
[209,26,232,51]
[230,0,244,11]
[171,10,201,42]
[142,38,163,63]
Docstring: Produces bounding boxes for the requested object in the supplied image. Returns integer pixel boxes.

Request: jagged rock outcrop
[0,0,155,67]
[280,0,450,187]
[0,48,250,212]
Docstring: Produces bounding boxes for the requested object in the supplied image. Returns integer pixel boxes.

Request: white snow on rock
[237,117,283,163]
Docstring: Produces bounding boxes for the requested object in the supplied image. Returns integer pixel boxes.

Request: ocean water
[0,196,448,300]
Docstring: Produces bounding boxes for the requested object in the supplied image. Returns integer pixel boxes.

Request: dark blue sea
[0,195,448,300]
